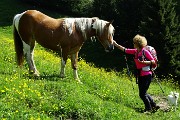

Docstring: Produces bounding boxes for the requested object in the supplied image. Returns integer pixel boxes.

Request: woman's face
[133,41,138,48]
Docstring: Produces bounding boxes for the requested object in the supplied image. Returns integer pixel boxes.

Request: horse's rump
[18,10,66,51]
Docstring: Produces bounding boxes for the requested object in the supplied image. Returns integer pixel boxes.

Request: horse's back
[20,10,60,29]
[16,10,91,53]
[18,10,65,50]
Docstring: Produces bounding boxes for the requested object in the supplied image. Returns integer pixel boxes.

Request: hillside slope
[1,22,180,120]
[0,0,180,119]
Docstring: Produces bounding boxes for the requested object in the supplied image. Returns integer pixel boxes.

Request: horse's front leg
[71,52,82,83]
[60,57,67,78]
[60,48,68,78]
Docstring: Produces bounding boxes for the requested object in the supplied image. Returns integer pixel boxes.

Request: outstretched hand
[113,40,118,47]
[113,40,125,52]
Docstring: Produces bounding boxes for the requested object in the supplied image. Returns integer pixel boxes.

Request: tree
[113,0,142,45]
[138,0,180,81]
[20,0,94,17]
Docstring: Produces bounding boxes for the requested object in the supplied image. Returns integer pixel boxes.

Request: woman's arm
[138,60,155,65]
[113,40,125,52]
[138,50,155,65]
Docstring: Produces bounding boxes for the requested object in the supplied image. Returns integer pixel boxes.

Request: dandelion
[4,86,9,91]
[36,91,41,97]
[5,78,8,82]
[1,90,5,93]
[19,85,22,89]
[29,117,35,120]
[53,104,59,110]
[23,83,28,88]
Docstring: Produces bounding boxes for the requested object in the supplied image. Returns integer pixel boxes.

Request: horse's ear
[109,20,114,24]
[107,20,114,26]
[92,17,99,22]
[92,17,99,29]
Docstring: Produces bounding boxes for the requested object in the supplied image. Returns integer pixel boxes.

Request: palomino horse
[13,10,114,82]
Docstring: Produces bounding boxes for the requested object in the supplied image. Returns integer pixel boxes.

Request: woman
[113,34,160,113]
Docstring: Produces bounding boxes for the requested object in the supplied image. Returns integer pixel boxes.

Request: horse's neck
[75,18,96,40]
[63,18,97,40]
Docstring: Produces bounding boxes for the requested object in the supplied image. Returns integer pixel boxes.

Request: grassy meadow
[0,0,180,119]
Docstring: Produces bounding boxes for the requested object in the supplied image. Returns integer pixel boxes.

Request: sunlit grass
[0,24,180,119]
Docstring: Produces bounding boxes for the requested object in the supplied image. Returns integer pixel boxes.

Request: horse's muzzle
[105,44,114,52]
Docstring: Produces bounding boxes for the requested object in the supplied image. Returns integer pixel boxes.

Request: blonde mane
[92,18,114,36]
[64,18,93,40]
[63,17,114,40]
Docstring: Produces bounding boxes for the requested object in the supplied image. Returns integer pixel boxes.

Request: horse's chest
[69,46,82,54]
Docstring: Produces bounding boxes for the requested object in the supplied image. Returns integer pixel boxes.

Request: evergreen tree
[113,0,142,44]
[138,0,180,81]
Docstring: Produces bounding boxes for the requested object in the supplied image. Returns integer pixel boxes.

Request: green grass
[1,23,180,120]
[0,0,180,119]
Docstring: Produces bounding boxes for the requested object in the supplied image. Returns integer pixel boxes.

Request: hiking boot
[152,105,160,112]
[143,109,152,114]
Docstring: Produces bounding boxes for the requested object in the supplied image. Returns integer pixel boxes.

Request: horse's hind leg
[22,41,39,76]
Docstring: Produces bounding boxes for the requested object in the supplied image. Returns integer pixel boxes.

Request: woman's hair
[133,34,147,48]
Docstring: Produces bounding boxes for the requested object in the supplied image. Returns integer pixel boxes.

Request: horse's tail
[13,14,24,66]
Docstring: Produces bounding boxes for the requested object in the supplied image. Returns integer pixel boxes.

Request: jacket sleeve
[125,48,137,55]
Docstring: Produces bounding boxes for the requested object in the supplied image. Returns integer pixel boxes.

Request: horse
[13,10,115,83]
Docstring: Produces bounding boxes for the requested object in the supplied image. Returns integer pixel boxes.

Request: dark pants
[138,74,156,110]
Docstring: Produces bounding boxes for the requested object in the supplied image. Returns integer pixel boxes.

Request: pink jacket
[125,48,154,76]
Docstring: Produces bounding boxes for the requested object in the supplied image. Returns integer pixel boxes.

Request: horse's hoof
[60,74,65,78]
[33,73,40,77]
[31,73,40,78]
[75,79,83,84]
[29,71,40,77]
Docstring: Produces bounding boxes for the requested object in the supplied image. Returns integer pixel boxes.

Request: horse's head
[92,18,115,52]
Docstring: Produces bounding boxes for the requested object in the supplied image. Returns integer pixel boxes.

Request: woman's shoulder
[142,47,154,59]
[142,47,151,54]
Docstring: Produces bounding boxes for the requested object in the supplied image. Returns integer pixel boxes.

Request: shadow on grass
[23,73,74,82]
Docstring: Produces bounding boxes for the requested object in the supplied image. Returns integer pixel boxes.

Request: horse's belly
[36,39,60,51]
[68,44,83,54]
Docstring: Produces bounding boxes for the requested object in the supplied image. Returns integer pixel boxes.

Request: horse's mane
[91,17,114,37]
[63,17,114,40]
